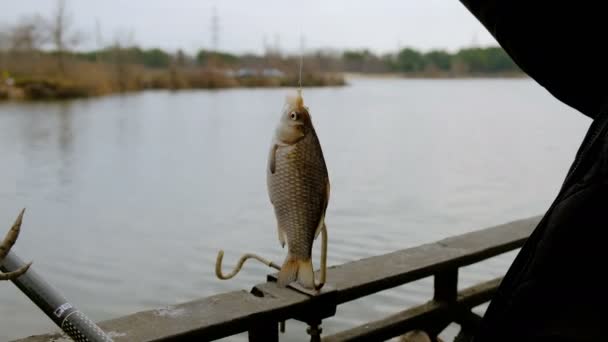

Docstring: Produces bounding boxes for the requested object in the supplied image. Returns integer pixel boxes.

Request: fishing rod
[1,210,114,342]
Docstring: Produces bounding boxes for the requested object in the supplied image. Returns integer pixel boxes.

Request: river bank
[0,70,530,102]
[0,69,346,101]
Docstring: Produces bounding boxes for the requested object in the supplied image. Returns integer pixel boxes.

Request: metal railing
[14,216,541,342]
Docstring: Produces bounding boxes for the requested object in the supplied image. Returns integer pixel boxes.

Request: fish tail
[277,254,314,289]
[297,258,314,289]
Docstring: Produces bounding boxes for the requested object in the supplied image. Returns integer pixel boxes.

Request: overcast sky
[1,0,498,55]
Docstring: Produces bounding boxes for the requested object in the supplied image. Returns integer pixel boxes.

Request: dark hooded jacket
[458,1,608,341]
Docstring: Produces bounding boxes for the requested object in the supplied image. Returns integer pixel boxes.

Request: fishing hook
[215,225,328,291]
[314,224,328,291]
[215,251,280,280]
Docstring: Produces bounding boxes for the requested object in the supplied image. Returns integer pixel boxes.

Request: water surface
[0,78,590,341]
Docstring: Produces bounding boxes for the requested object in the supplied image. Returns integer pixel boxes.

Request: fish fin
[277,254,298,287]
[269,144,278,174]
[297,258,315,289]
[277,255,315,289]
[277,226,286,248]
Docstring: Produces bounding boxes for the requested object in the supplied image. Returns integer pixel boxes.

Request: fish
[267,90,330,289]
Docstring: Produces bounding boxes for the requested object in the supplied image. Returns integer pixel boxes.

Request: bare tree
[110,28,136,92]
[0,25,9,70]
[0,209,32,281]
[48,0,82,73]
[9,15,45,52]
[0,26,9,52]
[1,16,44,73]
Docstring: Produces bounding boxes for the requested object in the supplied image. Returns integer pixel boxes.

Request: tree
[132,48,170,68]
[454,47,518,73]
[110,29,136,92]
[424,50,451,71]
[8,15,45,52]
[396,48,425,72]
[47,0,82,73]
[175,49,186,67]
[196,49,238,68]
[0,28,7,52]
[341,49,389,73]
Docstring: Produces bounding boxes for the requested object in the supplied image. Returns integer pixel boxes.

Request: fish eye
[290,112,298,121]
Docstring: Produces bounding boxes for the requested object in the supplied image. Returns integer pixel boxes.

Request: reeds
[0,52,345,100]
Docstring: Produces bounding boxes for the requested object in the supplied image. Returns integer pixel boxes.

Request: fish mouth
[290,123,305,137]
[288,122,305,133]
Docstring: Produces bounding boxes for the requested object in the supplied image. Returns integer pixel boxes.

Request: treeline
[71,46,521,76]
[340,47,521,75]
[0,0,345,100]
[0,0,521,100]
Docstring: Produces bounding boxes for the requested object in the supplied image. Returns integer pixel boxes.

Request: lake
[0,77,591,341]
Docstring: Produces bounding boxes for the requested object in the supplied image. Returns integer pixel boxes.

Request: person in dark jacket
[457,1,608,341]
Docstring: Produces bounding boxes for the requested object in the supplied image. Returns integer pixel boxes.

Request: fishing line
[298,33,304,91]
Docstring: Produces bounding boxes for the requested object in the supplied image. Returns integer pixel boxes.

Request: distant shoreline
[0,71,347,102]
[344,72,528,80]
[0,71,533,102]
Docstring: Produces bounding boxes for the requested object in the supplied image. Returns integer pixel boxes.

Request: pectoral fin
[277,226,287,248]
[269,144,279,174]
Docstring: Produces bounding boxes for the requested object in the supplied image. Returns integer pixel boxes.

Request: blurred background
[0,1,591,341]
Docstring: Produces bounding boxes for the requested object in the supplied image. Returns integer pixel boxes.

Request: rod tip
[15,208,26,227]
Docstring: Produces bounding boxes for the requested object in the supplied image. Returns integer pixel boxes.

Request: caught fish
[267,90,330,289]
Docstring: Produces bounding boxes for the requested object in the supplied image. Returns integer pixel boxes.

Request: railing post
[248,321,279,342]
[433,269,458,303]
[453,308,482,342]
[247,286,279,342]
[425,269,459,341]
[306,319,322,342]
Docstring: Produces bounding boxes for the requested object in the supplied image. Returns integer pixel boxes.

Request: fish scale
[270,130,326,259]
